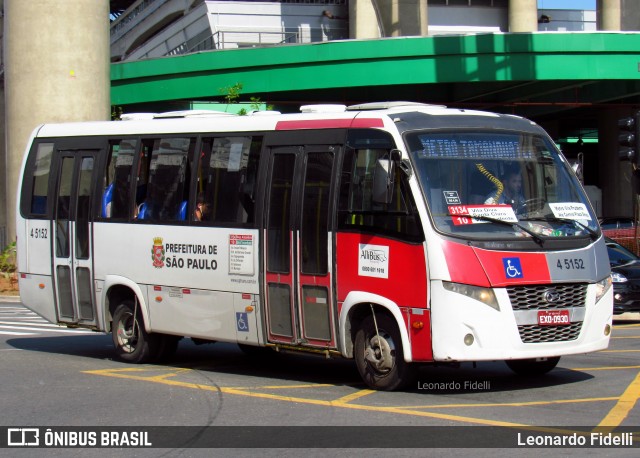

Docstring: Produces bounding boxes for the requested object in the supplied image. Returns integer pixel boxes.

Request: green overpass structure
[111,32,640,126]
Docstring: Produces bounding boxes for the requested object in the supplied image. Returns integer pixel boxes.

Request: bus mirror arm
[390,149,411,178]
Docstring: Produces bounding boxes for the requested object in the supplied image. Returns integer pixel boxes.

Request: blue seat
[101,183,113,217]
[137,202,148,219]
[178,201,187,220]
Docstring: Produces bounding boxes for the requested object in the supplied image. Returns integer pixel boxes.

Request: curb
[0,295,21,303]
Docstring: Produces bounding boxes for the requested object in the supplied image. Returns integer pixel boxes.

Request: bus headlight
[442,281,499,311]
[611,272,628,283]
[595,276,612,303]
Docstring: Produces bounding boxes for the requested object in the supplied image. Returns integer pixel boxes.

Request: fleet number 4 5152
[556,258,585,270]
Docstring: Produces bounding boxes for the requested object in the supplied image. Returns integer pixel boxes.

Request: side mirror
[373,150,400,204]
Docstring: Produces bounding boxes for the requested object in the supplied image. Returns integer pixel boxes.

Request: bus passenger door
[51,150,99,326]
[263,146,337,348]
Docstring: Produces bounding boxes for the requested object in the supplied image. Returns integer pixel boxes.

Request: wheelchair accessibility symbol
[236,312,249,332]
[502,257,523,279]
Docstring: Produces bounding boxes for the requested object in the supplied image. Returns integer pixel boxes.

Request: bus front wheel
[354,313,415,391]
[112,300,159,363]
[505,356,560,376]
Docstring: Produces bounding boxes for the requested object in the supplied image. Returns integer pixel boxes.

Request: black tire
[112,300,160,363]
[156,334,181,361]
[505,356,560,376]
[354,313,416,391]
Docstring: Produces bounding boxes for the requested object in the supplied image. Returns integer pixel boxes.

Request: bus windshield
[406,130,599,241]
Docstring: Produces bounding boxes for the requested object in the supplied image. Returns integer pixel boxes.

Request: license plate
[538,309,571,326]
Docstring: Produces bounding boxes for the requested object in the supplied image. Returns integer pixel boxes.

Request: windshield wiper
[448,214,544,246]
[521,217,598,241]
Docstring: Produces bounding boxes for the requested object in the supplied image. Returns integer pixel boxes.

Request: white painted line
[0,320,62,328]
[0,325,94,334]
[10,318,49,322]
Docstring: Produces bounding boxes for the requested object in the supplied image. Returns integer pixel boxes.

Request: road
[1,298,639,457]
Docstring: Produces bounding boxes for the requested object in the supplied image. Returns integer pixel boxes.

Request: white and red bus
[16,102,613,390]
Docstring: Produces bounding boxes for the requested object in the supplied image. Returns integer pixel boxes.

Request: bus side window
[140,137,194,222]
[338,148,423,242]
[195,136,262,225]
[103,139,137,220]
[21,142,54,217]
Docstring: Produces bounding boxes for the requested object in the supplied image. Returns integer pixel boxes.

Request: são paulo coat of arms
[152,237,165,268]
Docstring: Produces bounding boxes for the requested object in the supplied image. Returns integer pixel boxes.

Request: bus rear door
[263,143,339,349]
[51,147,101,326]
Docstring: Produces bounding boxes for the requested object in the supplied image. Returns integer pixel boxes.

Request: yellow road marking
[83,368,527,428]
[390,397,619,410]
[84,366,640,438]
[332,389,376,404]
[613,323,640,328]
[229,384,335,390]
[600,349,640,353]
[598,371,640,431]
[570,365,640,371]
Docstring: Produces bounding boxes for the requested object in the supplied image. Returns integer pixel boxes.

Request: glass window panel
[195,136,262,225]
[338,148,422,241]
[29,143,54,215]
[55,157,74,258]
[301,152,333,274]
[75,157,94,259]
[267,154,295,273]
[140,138,193,221]
[105,139,137,219]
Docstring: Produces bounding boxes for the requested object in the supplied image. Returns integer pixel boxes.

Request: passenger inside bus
[194,194,210,221]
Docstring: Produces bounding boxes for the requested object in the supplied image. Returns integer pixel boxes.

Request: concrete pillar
[597,0,621,31]
[381,0,428,37]
[0,2,6,249]
[3,0,110,243]
[508,0,538,32]
[350,0,381,39]
[0,83,6,250]
[350,0,428,39]
[621,0,640,31]
[598,108,634,217]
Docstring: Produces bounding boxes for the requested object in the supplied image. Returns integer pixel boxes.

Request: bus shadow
[7,334,115,360]
[7,335,593,393]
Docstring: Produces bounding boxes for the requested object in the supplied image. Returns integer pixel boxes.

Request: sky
[538,0,596,9]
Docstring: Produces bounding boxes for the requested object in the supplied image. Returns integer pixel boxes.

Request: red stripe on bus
[275,118,384,130]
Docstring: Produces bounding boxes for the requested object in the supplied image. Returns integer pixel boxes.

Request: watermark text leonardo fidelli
[417,380,491,391]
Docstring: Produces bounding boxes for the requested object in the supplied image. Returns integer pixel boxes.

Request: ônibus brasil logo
[152,237,165,268]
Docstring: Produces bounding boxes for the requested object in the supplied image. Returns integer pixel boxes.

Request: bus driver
[485,167,524,210]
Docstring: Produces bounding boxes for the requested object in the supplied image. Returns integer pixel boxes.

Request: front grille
[507,284,588,311]
[517,323,582,343]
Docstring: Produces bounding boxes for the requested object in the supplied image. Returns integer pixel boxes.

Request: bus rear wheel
[505,356,560,376]
[354,313,415,391]
[112,300,159,363]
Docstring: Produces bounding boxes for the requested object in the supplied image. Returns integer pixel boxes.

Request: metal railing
[166,30,300,56]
